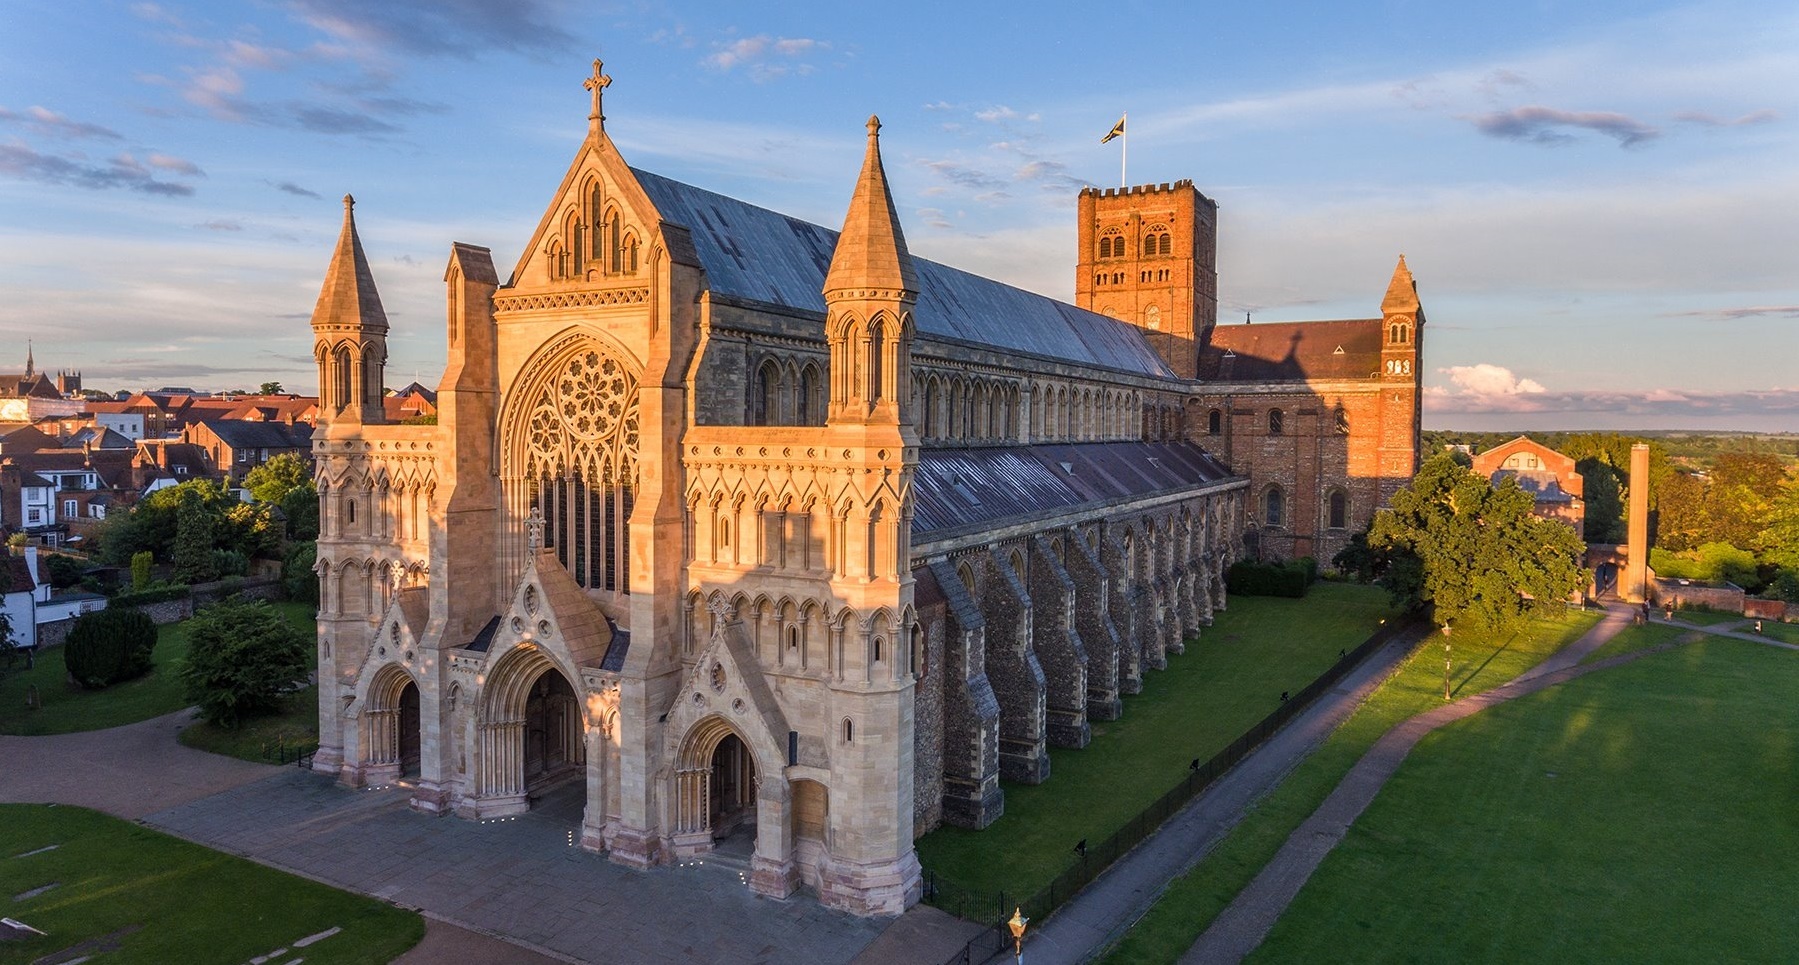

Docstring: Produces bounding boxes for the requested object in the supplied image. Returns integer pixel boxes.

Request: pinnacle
[311,192,389,334]
[1382,253,1418,315]
[824,116,916,297]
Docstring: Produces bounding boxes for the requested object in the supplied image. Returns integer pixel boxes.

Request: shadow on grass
[1451,634,1516,700]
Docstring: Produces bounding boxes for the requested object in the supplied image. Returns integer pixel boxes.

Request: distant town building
[1470,436,1586,538]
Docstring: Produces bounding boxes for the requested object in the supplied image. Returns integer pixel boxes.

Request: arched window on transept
[842,717,854,743]
[1099,229,1123,259]
[622,231,639,274]
[868,319,887,404]
[1327,490,1348,530]
[1390,322,1410,344]
[1264,486,1285,528]
[588,184,605,258]
[1268,408,1284,435]
[798,363,822,426]
[1208,408,1222,435]
[1144,225,1171,257]
[751,361,781,426]
[922,379,938,439]
[569,211,586,274]
[508,343,641,594]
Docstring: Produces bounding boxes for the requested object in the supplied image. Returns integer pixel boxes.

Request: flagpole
[1121,111,1128,187]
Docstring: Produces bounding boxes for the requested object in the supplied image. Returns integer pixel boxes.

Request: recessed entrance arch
[475,644,587,817]
[364,664,421,783]
[671,715,761,856]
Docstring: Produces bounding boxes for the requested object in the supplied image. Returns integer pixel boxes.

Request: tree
[130,550,154,591]
[1707,453,1787,550]
[1368,453,1589,697]
[1657,471,1708,553]
[280,483,319,541]
[62,608,158,689]
[1576,458,1625,544]
[259,381,284,395]
[243,452,310,505]
[180,597,310,728]
[173,500,218,584]
[1759,477,1799,572]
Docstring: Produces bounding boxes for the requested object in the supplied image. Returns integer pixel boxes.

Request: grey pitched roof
[631,168,1175,378]
[913,441,1236,541]
[204,421,314,449]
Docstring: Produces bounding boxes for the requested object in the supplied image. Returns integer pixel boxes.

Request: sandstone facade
[309,66,1422,917]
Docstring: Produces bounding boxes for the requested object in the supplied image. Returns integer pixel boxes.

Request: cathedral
[308,62,1423,917]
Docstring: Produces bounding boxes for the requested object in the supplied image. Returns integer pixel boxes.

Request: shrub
[44,553,86,589]
[284,542,318,604]
[181,597,310,728]
[62,608,158,689]
[173,501,218,584]
[1227,558,1315,598]
[212,548,250,578]
[130,550,154,592]
[112,584,192,607]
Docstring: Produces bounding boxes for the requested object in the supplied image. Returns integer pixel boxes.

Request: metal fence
[928,615,1420,965]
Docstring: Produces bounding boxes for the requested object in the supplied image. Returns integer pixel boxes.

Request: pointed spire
[24,339,33,378]
[1381,254,1419,314]
[823,115,917,297]
[310,194,389,334]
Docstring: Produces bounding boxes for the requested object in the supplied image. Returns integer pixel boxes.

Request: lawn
[1757,620,1799,646]
[0,600,316,736]
[1668,607,1744,627]
[1250,638,1799,964]
[916,582,1400,904]
[1099,607,1600,964]
[1577,621,1692,665]
[0,804,421,965]
[179,684,320,763]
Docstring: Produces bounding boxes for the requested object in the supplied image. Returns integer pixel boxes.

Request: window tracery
[513,346,641,592]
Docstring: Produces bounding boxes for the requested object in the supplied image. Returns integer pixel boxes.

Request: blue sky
[2,0,1795,430]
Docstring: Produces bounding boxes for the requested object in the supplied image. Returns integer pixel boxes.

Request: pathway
[976,623,1433,965]
[1179,604,1715,964]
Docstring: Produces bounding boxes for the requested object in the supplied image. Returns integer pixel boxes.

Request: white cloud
[1442,363,1547,397]
[705,35,829,82]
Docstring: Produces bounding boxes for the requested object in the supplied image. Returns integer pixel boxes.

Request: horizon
[2,0,1795,432]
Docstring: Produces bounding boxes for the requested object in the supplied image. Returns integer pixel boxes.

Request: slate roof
[631,168,1175,378]
[913,441,1235,541]
[1196,319,1384,382]
[202,420,314,450]
[66,427,134,450]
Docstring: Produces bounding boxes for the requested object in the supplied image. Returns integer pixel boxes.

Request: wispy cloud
[196,220,243,231]
[704,35,829,81]
[287,0,577,58]
[973,105,1039,124]
[0,106,123,140]
[1673,109,1778,128]
[917,158,1006,191]
[270,180,322,199]
[1469,105,1659,147]
[1665,305,1799,320]
[0,144,197,196]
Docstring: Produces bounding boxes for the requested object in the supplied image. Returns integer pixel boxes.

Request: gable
[508,135,666,292]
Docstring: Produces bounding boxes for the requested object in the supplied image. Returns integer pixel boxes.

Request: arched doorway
[474,645,587,818]
[709,733,756,839]
[523,670,581,789]
[671,716,762,857]
[398,682,421,777]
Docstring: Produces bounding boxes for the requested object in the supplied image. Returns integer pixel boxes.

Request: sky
[1,0,1795,432]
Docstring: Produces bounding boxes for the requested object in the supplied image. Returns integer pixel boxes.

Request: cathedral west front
[308,62,1423,916]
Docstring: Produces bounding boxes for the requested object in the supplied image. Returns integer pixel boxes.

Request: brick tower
[1075,181,1218,377]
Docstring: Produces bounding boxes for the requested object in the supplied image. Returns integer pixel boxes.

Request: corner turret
[310,195,390,425]
[823,116,917,426]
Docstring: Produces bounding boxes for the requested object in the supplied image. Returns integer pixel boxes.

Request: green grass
[179,684,320,763]
[1669,607,1744,627]
[1250,638,1799,964]
[0,600,316,736]
[916,582,1399,904]
[1757,621,1799,645]
[1098,608,1601,964]
[0,804,421,965]
[1578,621,1692,665]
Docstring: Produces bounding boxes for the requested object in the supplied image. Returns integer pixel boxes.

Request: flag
[1101,115,1126,144]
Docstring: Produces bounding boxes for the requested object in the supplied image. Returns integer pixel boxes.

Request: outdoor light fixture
[1007,906,1029,963]
[1074,838,1087,858]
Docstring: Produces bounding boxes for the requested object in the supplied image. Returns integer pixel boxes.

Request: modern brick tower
[1075,181,1219,378]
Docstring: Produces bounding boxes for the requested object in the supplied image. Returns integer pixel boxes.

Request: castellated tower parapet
[1075,179,1218,378]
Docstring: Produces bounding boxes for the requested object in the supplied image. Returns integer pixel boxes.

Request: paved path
[0,707,277,819]
[1180,604,1669,965]
[978,623,1432,965]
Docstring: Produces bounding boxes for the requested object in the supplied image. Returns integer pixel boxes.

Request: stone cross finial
[526,507,545,553]
[391,566,406,596]
[706,595,734,620]
[583,58,612,132]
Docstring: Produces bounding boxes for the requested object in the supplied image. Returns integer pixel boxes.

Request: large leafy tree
[243,452,310,505]
[1758,477,1799,573]
[1706,453,1787,551]
[180,597,310,728]
[1369,454,1589,694]
[1576,457,1625,544]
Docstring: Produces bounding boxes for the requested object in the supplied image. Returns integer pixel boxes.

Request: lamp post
[1007,906,1029,964]
[1441,623,1452,701]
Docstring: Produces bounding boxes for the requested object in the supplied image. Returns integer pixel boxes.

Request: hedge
[1227,557,1317,598]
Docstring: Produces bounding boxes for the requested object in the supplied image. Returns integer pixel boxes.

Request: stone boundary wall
[28,577,284,649]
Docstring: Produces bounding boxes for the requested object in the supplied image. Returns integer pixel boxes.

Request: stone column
[1624,443,1650,603]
